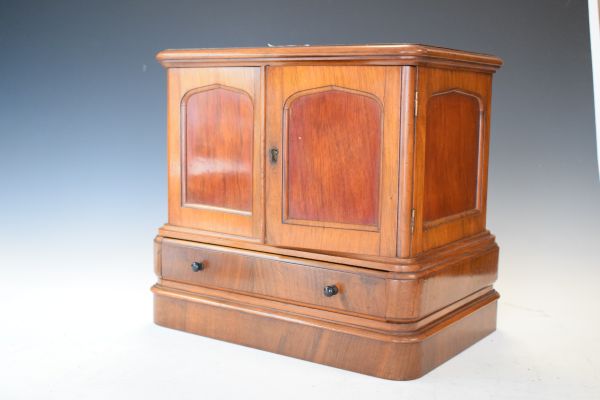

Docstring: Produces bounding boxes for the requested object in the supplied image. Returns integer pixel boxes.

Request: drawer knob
[323,285,339,297]
[191,261,205,272]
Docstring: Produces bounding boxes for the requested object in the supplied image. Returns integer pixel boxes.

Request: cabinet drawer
[160,238,387,318]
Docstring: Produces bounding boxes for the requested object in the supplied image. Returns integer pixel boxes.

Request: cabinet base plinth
[153,284,498,380]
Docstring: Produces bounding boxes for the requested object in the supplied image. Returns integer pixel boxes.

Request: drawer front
[160,239,387,317]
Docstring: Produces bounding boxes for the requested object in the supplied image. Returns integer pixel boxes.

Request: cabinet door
[265,66,401,256]
[167,67,263,238]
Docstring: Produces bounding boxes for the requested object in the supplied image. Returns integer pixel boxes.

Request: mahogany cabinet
[153,44,502,380]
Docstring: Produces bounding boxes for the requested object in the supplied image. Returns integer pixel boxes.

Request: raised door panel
[412,68,492,253]
[286,87,382,227]
[423,91,480,222]
[167,68,263,238]
[183,86,253,212]
[266,66,401,256]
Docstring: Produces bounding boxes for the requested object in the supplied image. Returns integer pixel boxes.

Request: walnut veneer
[153,44,502,380]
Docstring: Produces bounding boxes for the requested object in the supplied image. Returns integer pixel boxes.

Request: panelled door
[265,66,401,256]
[167,67,263,238]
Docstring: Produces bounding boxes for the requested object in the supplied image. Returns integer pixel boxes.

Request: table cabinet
[153,44,502,380]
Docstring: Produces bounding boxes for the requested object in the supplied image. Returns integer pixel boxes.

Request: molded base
[153,284,498,380]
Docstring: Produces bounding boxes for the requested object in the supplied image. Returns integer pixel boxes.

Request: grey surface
[0,1,598,398]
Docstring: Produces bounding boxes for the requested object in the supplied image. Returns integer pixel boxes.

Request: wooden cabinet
[153,44,502,380]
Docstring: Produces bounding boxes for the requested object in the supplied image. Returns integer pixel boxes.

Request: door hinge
[410,208,416,234]
[414,91,419,117]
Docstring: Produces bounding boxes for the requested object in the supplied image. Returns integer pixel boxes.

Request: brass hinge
[414,91,419,117]
[410,208,416,234]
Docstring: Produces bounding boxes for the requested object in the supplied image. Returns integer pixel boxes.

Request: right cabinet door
[265,66,401,256]
[412,68,493,253]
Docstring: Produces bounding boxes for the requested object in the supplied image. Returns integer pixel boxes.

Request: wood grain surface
[153,283,498,380]
[423,90,481,222]
[156,44,503,72]
[286,87,381,226]
[155,44,502,380]
[411,68,493,253]
[265,65,400,256]
[166,67,264,238]
[183,86,253,212]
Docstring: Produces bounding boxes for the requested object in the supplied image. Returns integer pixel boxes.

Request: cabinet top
[156,43,502,72]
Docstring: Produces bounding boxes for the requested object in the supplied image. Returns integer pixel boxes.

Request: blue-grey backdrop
[0,0,597,324]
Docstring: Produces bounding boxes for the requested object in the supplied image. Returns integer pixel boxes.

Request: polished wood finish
[266,66,401,256]
[153,284,499,380]
[411,68,493,253]
[158,223,498,273]
[286,88,382,226]
[161,238,388,318]
[424,91,481,222]
[154,44,502,380]
[183,86,253,212]
[156,44,503,72]
[397,66,418,258]
[167,67,264,238]
[157,236,497,322]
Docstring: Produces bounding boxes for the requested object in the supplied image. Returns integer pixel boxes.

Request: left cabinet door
[166,67,263,238]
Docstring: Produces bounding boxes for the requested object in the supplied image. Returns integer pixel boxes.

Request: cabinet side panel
[412,68,493,254]
[423,92,481,222]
